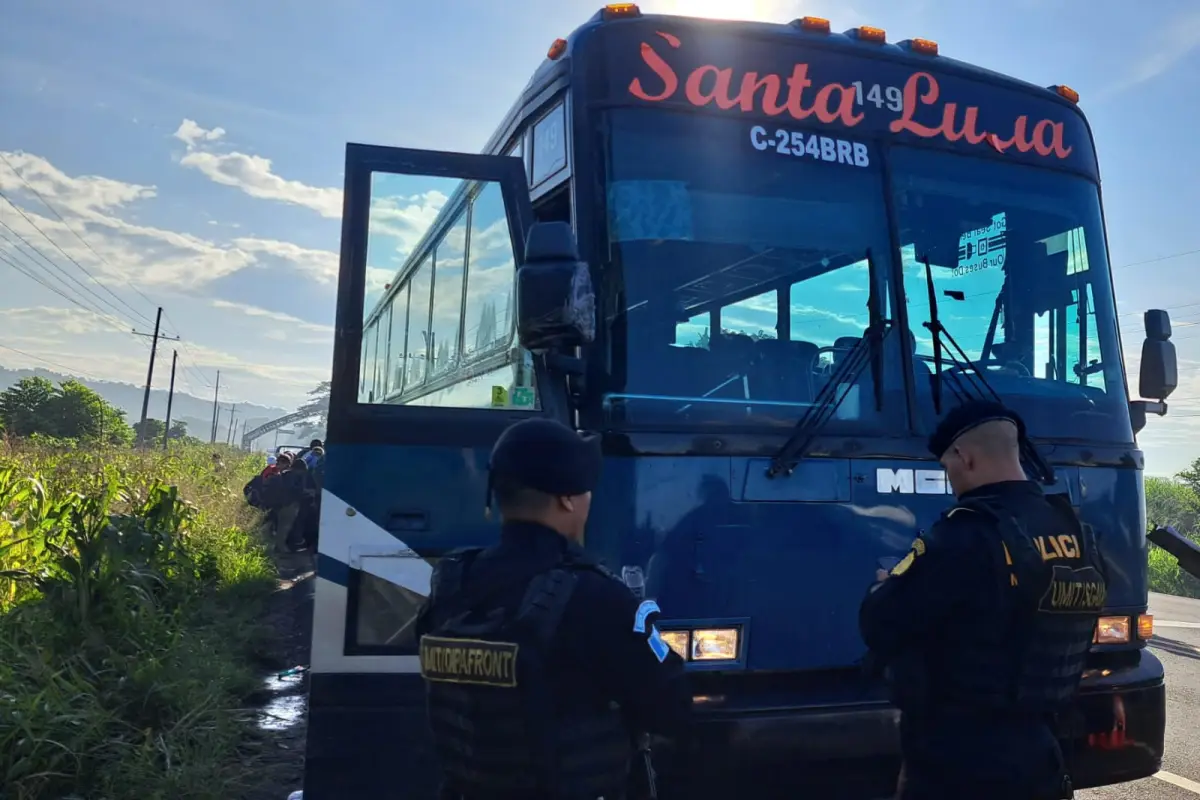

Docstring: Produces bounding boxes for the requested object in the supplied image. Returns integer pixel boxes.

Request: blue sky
[1,0,1199,473]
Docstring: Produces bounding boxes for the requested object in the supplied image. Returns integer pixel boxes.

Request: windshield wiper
[919,255,1056,485]
[768,249,891,479]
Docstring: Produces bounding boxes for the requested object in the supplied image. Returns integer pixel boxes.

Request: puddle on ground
[256,672,308,732]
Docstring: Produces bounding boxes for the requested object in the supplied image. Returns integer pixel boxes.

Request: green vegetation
[0,376,200,450]
[1146,462,1200,599]
[0,442,279,800]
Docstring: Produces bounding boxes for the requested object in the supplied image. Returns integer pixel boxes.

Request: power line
[1113,248,1200,271]
[0,192,150,329]
[0,341,103,381]
[0,215,139,334]
[0,153,158,325]
[0,243,139,339]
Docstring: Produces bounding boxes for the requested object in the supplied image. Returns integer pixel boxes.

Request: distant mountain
[0,366,290,443]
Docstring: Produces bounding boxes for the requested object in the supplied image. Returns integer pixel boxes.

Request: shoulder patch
[890,551,916,577]
[633,599,661,633]
[647,625,670,662]
[419,635,518,687]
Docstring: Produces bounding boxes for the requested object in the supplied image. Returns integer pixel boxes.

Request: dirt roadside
[243,550,315,800]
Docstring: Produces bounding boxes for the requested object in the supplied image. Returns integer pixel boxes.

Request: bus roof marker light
[853,26,887,44]
[907,37,939,56]
[547,38,567,60]
[602,3,641,19]
[792,16,831,34]
[1052,84,1080,104]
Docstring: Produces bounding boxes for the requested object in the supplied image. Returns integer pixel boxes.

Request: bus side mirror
[516,221,596,353]
[1131,309,1177,433]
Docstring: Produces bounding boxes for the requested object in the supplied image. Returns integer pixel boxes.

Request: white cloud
[173,119,226,149]
[0,142,348,410]
[233,237,339,283]
[209,299,333,333]
[1103,9,1200,95]
[0,148,259,289]
[174,119,343,218]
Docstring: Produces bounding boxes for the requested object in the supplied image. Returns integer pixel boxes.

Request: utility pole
[162,350,177,451]
[239,419,247,450]
[227,404,238,445]
[209,370,221,443]
[132,307,180,446]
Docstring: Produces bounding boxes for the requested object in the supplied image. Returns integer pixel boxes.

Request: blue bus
[302,5,1179,798]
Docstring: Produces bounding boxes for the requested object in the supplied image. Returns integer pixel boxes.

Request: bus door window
[359,170,537,413]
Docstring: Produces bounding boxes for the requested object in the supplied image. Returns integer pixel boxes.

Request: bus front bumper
[1064,649,1166,790]
[657,651,1164,794]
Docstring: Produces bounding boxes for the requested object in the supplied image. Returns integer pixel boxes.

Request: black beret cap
[489,418,602,497]
[927,400,1027,459]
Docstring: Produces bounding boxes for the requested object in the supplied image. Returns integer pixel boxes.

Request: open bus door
[302,144,561,799]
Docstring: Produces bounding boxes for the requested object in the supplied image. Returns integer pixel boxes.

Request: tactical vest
[953,493,1108,715]
[420,548,631,800]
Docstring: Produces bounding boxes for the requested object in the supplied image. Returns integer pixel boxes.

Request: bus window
[360,170,537,411]
[721,289,778,341]
[464,183,516,358]
[676,311,711,349]
[531,102,567,187]
[387,284,410,396]
[893,147,1130,443]
[405,255,433,389]
[428,211,467,380]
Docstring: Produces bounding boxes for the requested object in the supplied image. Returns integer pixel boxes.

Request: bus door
[304,144,545,799]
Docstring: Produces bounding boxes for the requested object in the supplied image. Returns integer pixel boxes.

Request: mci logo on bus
[875,468,955,495]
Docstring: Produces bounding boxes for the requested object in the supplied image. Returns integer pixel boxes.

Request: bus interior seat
[754,338,819,402]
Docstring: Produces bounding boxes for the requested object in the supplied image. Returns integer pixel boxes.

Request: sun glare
[650,0,785,22]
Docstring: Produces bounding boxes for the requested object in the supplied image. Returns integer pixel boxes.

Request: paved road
[1078,592,1200,799]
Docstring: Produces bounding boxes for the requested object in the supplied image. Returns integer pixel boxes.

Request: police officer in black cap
[414,417,691,800]
[859,400,1107,800]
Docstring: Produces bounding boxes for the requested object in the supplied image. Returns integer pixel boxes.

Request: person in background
[263,451,291,479]
[301,439,323,469]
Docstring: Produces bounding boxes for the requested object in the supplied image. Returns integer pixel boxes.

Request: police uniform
[859,401,1107,800]
[414,418,692,800]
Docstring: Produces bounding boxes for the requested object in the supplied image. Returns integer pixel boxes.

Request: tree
[168,419,189,440]
[0,376,55,436]
[132,418,167,446]
[1147,476,1200,540]
[297,381,330,428]
[44,380,133,445]
[0,377,131,445]
[1176,458,1200,498]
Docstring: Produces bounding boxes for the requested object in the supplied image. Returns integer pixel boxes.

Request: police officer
[415,418,692,800]
[859,400,1107,800]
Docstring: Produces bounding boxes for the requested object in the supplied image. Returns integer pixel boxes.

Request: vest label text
[419,636,518,687]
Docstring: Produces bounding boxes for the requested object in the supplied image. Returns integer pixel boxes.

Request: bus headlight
[692,628,739,661]
[660,630,689,659]
[657,627,741,662]
[1094,616,1131,645]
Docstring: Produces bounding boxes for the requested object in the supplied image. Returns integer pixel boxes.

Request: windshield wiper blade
[768,249,891,479]
[919,255,1056,485]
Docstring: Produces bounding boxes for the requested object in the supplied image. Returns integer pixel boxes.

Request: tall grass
[0,442,278,800]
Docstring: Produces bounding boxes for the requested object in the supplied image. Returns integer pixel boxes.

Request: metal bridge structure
[242,410,318,449]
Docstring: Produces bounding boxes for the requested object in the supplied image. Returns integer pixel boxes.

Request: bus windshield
[603,109,908,433]
[891,146,1132,444]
